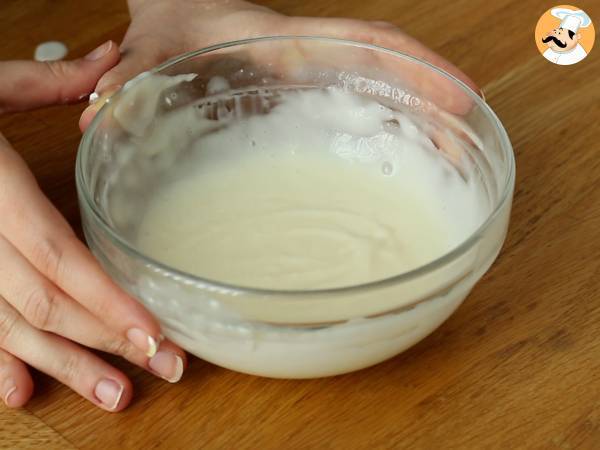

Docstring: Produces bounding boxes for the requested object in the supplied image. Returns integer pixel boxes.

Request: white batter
[100,74,510,378]
[134,88,486,290]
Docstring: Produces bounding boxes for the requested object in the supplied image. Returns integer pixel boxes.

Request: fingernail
[88,85,121,107]
[85,40,113,61]
[127,328,160,357]
[88,91,107,106]
[149,351,184,383]
[80,87,120,131]
[94,379,124,411]
[3,378,17,406]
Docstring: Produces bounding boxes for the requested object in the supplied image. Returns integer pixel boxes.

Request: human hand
[79,0,480,130]
[0,42,186,412]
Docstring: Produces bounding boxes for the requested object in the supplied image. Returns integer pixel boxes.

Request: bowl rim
[76,35,515,297]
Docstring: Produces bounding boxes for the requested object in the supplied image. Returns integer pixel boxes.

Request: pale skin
[0,46,188,412]
[1,0,479,412]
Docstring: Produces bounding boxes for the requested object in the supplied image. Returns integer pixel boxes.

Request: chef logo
[535,5,594,65]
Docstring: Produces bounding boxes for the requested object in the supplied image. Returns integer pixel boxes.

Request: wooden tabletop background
[1,0,599,448]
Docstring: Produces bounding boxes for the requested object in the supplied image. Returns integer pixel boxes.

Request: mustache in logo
[542,35,567,48]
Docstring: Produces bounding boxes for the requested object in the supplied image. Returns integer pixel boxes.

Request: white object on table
[34,41,68,62]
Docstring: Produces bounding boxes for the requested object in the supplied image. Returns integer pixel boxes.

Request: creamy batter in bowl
[77,37,515,378]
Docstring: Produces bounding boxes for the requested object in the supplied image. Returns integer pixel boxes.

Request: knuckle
[43,62,70,102]
[22,286,60,331]
[0,301,19,347]
[30,237,66,283]
[42,60,94,104]
[43,61,69,83]
[346,27,379,46]
[104,336,134,358]
[57,351,81,386]
[90,295,113,323]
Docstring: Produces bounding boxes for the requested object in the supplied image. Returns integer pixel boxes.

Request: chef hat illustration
[551,8,592,33]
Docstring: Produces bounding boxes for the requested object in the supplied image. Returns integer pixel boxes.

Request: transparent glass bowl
[77,36,515,378]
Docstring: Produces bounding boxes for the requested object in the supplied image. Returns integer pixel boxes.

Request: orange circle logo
[535,5,595,65]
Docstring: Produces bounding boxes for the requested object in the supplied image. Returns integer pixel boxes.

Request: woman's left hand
[80,0,480,130]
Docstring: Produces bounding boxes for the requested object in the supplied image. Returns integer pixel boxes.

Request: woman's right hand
[0,42,186,412]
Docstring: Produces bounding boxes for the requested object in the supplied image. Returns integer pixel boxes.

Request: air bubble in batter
[382,161,394,176]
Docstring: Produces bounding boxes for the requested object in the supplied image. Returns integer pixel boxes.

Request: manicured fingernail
[85,40,113,61]
[149,351,184,383]
[3,378,17,406]
[88,85,121,107]
[94,379,124,411]
[89,92,100,104]
[480,89,486,102]
[88,91,107,106]
[87,92,108,108]
[127,328,160,357]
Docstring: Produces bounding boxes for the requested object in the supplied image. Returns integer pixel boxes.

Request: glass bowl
[76,36,515,378]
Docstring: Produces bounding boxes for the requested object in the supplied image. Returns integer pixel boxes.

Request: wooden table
[1,0,599,448]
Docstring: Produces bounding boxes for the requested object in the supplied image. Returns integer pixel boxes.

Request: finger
[369,20,480,94]
[0,297,132,412]
[95,37,169,95]
[0,234,132,354]
[80,35,173,131]
[0,233,186,383]
[0,139,163,358]
[298,17,479,92]
[286,18,479,114]
[79,84,122,132]
[148,340,186,383]
[0,40,120,113]
[0,348,33,408]
[80,37,171,131]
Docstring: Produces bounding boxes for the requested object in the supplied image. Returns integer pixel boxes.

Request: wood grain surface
[1,0,600,448]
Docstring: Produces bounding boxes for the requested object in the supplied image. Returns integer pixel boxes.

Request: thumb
[95,43,167,94]
[0,41,120,114]
[79,44,166,132]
